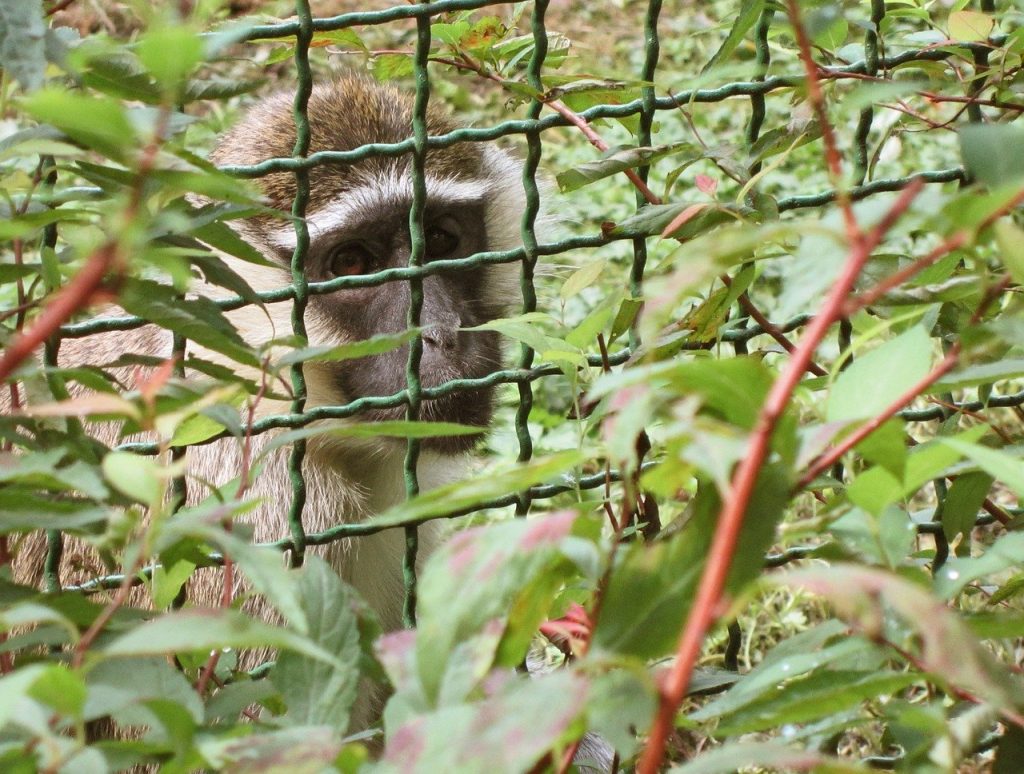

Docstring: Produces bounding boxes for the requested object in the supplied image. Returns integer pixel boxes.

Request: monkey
[8,74,522,700]
[6,76,615,771]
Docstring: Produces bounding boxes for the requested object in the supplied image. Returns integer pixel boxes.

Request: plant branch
[636,177,923,774]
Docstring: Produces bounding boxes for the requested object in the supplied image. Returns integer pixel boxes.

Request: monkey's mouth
[323,358,497,454]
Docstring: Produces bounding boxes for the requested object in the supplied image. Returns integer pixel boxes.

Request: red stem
[635,177,923,774]
[0,242,120,383]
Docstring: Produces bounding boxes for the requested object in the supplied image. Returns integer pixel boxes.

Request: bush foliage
[3,0,1024,771]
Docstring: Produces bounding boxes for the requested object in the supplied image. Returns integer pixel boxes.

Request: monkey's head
[211,78,526,453]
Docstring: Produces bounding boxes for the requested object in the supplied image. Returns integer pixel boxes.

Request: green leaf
[778,564,1016,710]
[556,143,697,193]
[994,220,1024,287]
[159,519,308,634]
[275,329,419,368]
[103,609,339,665]
[272,557,360,728]
[23,89,137,162]
[960,125,1024,186]
[940,471,993,540]
[0,0,46,91]
[691,621,868,720]
[933,532,1024,600]
[715,669,919,736]
[364,451,584,530]
[669,741,867,773]
[932,358,1024,391]
[596,468,788,659]
[702,0,765,72]
[84,657,203,723]
[948,10,994,42]
[560,259,606,300]
[0,665,50,731]
[137,25,204,88]
[939,438,1024,498]
[102,451,164,507]
[828,326,932,422]
[118,278,260,368]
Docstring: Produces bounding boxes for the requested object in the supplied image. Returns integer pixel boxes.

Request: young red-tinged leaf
[379,671,588,773]
[414,511,580,701]
[200,726,343,773]
[695,174,718,196]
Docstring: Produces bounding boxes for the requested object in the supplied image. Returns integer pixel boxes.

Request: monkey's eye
[326,243,373,277]
[425,220,460,259]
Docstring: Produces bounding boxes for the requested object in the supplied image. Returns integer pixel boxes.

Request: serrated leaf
[272,557,360,728]
[415,512,578,701]
[84,657,203,723]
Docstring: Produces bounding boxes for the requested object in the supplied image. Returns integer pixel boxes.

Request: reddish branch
[786,0,859,245]
[635,172,926,774]
[0,241,121,383]
[0,105,169,385]
[796,346,961,489]
[845,188,1024,315]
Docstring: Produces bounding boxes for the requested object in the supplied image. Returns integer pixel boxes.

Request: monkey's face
[303,200,504,453]
[211,79,527,453]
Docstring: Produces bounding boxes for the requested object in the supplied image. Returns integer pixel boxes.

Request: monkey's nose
[422,326,458,352]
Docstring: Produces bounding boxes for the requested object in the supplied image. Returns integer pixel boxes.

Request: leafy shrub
[2,1,1024,772]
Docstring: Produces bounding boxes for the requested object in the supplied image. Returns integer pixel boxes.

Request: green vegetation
[3,0,1024,771]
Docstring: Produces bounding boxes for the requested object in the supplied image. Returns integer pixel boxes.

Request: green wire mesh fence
[35,0,1024,625]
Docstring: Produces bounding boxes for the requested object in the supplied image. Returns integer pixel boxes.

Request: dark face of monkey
[309,201,502,453]
[211,78,523,455]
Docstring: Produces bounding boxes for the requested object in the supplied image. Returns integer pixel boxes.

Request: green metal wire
[285,0,314,569]
[853,0,885,184]
[400,0,434,627]
[30,1,1022,615]
[512,0,549,517]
